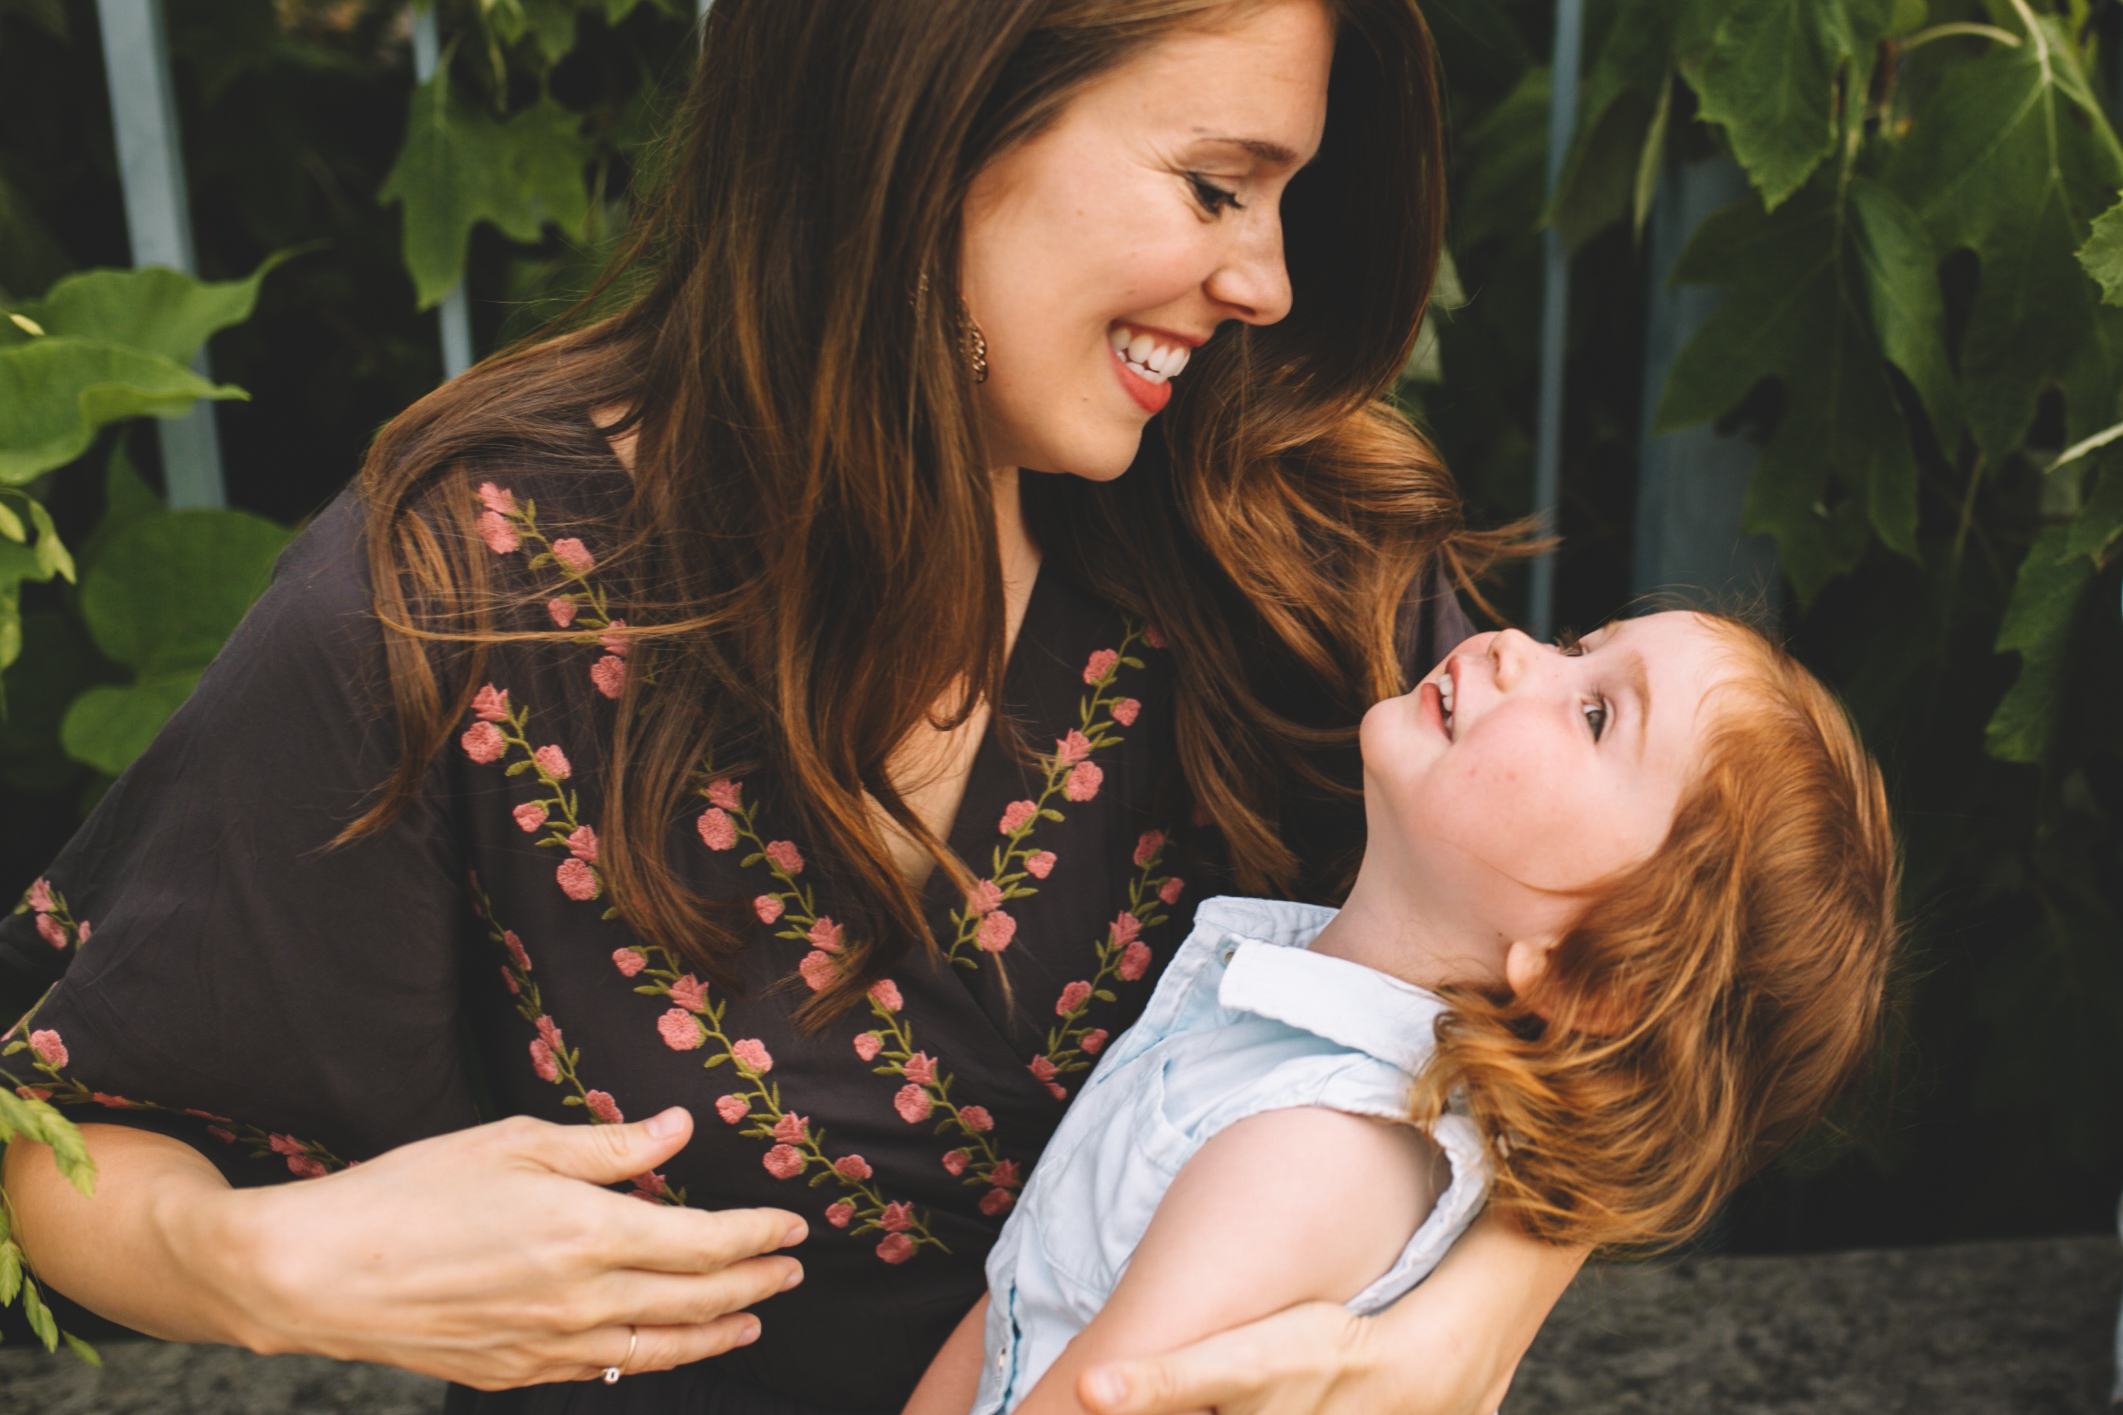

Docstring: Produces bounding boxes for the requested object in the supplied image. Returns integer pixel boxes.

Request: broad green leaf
[61,672,207,776]
[1686,0,1895,210]
[21,1274,55,1351]
[1654,175,1930,598]
[1985,525,2095,762]
[1549,0,1678,250]
[2066,459,2123,563]
[2075,192,2123,304]
[74,441,165,581]
[77,508,292,676]
[1455,70,1550,252]
[1885,7,2123,458]
[379,71,592,309]
[0,337,243,484]
[1850,176,1960,447]
[2,252,303,366]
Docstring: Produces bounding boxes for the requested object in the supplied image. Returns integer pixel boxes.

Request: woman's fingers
[571,1250,803,1331]
[513,1106,696,1186]
[1078,1302,1364,1415]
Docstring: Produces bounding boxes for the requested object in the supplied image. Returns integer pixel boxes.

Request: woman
[1,1,1577,1411]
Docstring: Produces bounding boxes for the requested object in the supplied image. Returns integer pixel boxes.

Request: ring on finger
[602,1325,639,1385]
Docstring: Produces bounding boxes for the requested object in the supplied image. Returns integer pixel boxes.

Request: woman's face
[959,0,1334,480]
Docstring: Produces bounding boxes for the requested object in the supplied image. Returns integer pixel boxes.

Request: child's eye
[1582,698,1609,742]
[1186,172,1244,214]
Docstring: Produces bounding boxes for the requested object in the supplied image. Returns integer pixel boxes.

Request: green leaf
[1549,0,1678,250]
[1885,7,2123,457]
[378,71,592,309]
[1455,69,1549,252]
[1985,525,2096,763]
[0,1240,20,1308]
[62,1331,101,1367]
[60,672,207,776]
[2066,459,2123,563]
[0,501,22,542]
[20,1274,56,1351]
[2075,192,2123,304]
[0,338,243,485]
[78,509,292,675]
[1850,174,1960,448]
[1686,0,1895,211]
[3,251,304,366]
[23,497,73,584]
[1654,175,1929,599]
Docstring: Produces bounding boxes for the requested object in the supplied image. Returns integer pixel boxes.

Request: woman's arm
[1074,1208,1584,1415]
[1017,1106,1441,1415]
[2,1108,807,1389]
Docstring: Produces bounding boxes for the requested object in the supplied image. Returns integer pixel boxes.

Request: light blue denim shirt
[972,896,1491,1414]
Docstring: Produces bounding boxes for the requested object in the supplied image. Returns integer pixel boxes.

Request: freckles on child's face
[1359,613,1740,927]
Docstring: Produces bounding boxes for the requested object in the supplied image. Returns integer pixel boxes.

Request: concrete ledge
[1,1237,2114,1413]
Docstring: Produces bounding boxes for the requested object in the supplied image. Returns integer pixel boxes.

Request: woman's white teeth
[1109,326,1190,383]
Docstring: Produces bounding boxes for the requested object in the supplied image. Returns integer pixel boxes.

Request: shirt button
[996,1349,1008,1373]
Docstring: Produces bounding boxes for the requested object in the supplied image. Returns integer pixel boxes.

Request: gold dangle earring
[959,299,989,384]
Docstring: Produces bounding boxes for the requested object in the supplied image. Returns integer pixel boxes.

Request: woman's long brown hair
[351,0,1502,1017]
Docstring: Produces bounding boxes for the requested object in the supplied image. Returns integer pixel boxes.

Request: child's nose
[1490,628,1539,690]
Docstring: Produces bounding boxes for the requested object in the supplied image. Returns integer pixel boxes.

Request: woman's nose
[1203,215,1294,326]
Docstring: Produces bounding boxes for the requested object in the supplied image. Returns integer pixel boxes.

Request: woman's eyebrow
[1194,135,1313,169]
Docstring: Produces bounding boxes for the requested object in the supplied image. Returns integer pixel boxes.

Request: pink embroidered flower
[867,979,902,1012]
[1118,941,1151,981]
[697,809,738,851]
[75,920,89,943]
[732,1038,773,1073]
[825,1201,854,1229]
[585,1091,623,1123]
[773,1112,810,1145]
[979,1188,1015,1216]
[999,800,1037,834]
[547,597,577,628]
[513,802,548,833]
[942,1150,969,1176]
[91,1092,131,1109]
[631,1171,667,1200]
[1145,623,1167,649]
[1109,912,1142,948]
[599,619,630,656]
[1025,850,1056,879]
[535,1015,564,1050]
[1133,831,1165,867]
[590,655,626,699]
[1112,697,1141,727]
[1081,1028,1109,1055]
[880,1201,915,1233]
[471,684,511,722]
[552,537,596,574]
[977,910,1017,953]
[668,975,709,1013]
[833,1154,873,1180]
[460,722,505,763]
[287,1155,328,1180]
[268,1133,306,1156]
[877,1233,916,1264]
[706,779,743,810]
[476,511,519,555]
[534,744,573,780]
[989,1158,1021,1188]
[716,1094,750,1124]
[35,914,66,949]
[959,1106,993,1133]
[798,950,836,992]
[500,966,519,995]
[612,947,647,977]
[1055,729,1093,765]
[1084,648,1120,684]
[1159,877,1185,905]
[12,1086,48,1102]
[26,878,54,912]
[476,481,516,515]
[556,858,600,900]
[763,840,804,875]
[1028,1055,1057,1082]
[763,1145,804,1179]
[967,880,1004,915]
[1044,1080,1066,1100]
[530,1039,560,1081]
[566,826,599,863]
[1056,981,1092,1015]
[1064,762,1103,802]
[29,1029,67,1067]
[807,917,845,952]
[854,1032,884,1061]
[205,1124,234,1142]
[751,894,788,927]
[894,1085,933,1123]
[657,1010,704,1051]
[503,930,532,971]
[902,1052,937,1085]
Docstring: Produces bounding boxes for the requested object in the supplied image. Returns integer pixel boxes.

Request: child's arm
[1017,1105,1446,1415]
[903,1294,988,1415]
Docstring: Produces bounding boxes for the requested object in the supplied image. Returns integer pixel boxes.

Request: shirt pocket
[1035,1049,1191,1300]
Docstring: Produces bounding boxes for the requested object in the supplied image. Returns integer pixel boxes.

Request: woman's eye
[1582,698,1609,742]
[1186,172,1243,214]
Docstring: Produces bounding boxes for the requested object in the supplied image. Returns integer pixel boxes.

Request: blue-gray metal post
[95,0,224,509]
[412,7,472,382]
[1529,0,1585,640]
[1632,154,1779,619]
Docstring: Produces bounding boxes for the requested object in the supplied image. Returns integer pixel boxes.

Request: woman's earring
[959,300,989,384]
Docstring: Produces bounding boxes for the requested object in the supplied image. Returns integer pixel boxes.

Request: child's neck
[1304,867,1511,995]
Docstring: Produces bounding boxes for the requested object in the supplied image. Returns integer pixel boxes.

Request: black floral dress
[0,455,1470,1415]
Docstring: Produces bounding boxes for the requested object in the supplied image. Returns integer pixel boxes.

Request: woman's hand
[6,1107,804,1390]
[1073,1210,1584,1415]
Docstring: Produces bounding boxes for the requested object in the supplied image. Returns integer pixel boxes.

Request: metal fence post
[1529,0,1585,640]
[94,0,225,509]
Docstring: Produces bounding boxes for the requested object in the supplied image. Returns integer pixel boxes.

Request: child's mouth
[1436,672,1455,738]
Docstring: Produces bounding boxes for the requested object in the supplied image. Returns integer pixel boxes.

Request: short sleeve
[0,492,481,1175]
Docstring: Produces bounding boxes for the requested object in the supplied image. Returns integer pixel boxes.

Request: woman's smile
[1106,321,1204,413]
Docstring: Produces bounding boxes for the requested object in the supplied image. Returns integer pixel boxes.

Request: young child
[903,611,1900,1415]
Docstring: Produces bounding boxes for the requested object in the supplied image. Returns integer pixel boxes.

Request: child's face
[1359,611,1740,950]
